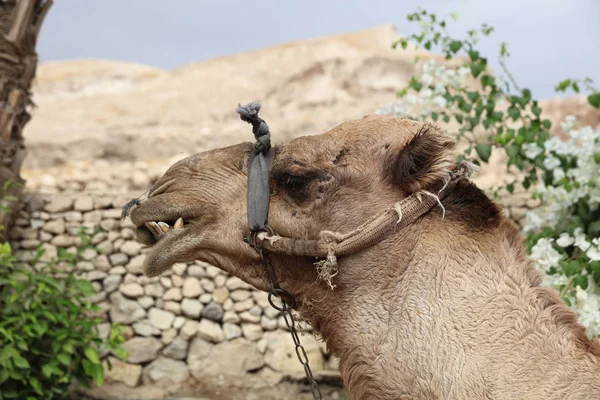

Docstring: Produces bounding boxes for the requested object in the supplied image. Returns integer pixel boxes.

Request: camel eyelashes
[275,173,309,192]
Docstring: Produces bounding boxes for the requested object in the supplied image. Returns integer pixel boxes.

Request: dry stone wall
[11,161,344,398]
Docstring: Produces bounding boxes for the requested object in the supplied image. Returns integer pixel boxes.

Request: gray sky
[38,0,599,99]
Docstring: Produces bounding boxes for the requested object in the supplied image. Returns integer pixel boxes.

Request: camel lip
[142,228,198,277]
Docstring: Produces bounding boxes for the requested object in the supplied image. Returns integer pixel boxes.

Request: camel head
[129,114,457,296]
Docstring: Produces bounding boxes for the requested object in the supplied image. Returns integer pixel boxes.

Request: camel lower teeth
[174,217,184,229]
[157,222,171,233]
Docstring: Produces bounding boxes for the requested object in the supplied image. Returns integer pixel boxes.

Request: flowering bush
[378,9,600,336]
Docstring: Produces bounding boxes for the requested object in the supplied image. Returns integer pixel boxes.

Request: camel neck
[302,219,600,399]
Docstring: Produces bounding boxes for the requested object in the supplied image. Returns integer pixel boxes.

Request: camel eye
[278,173,308,192]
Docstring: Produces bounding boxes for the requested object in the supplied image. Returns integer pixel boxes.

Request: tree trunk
[0,0,52,240]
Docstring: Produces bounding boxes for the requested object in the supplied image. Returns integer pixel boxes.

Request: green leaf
[594,154,600,165]
[508,106,520,121]
[467,91,480,103]
[562,260,582,277]
[532,105,542,117]
[75,279,96,297]
[408,77,422,92]
[85,347,101,364]
[449,40,462,53]
[506,183,515,193]
[468,50,480,61]
[431,112,439,121]
[470,61,485,78]
[57,352,71,366]
[574,275,589,290]
[588,93,600,108]
[475,144,492,162]
[111,347,128,360]
[14,354,30,369]
[29,377,43,395]
[542,119,552,130]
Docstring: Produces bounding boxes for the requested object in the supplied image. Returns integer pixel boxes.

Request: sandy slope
[23,24,598,188]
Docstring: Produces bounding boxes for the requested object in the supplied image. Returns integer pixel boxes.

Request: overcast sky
[37,0,599,99]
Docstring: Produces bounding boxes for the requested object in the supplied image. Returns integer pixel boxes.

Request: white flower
[433,96,447,108]
[587,245,600,262]
[524,143,543,160]
[574,228,591,252]
[561,115,578,132]
[421,73,433,86]
[543,155,561,170]
[556,233,574,247]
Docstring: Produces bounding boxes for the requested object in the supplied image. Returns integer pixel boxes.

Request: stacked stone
[10,190,339,390]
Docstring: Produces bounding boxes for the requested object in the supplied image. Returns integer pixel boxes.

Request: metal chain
[256,247,323,400]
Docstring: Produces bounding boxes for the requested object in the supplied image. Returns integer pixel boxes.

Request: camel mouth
[141,217,188,242]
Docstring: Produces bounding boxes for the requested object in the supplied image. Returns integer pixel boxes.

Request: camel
[128,114,600,399]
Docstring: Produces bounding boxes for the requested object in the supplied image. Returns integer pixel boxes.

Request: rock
[163,287,182,301]
[223,298,234,311]
[186,337,214,377]
[187,264,204,277]
[241,323,263,341]
[226,276,251,290]
[120,240,143,256]
[173,263,187,276]
[103,275,122,293]
[100,219,120,231]
[74,197,94,212]
[264,306,281,319]
[161,328,177,345]
[138,296,155,309]
[263,330,326,374]
[201,302,224,322]
[223,311,241,324]
[171,275,184,287]
[86,270,107,281]
[123,337,163,364]
[144,282,165,298]
[95,197,112,209]
[96,239,113,254]
[109,292,146,324]
[163,301,181,315]
[103,357,142,387]
[20,239,40,249]
[188,339,264,378]
[240,311,261,323]
[230,289,251,302]
[93,254,111,272]
[77,261,95,272]
[172,316,186,330]
[148,308,175,330]
[180,320,200,340]
[257,338,268,354]
[84,210,103,224]
[143,357,189,384]
[51,235,74,247]
[199,293,212,304]
[120,283,144,298]
[109,252,129,266]
[182,277,202,297]
[125,254,146,275]
[103,209,123,219]
[205,265,221,278]
[132,170,150,188]
[212,287,229,304]
[45,196,73,213]
[109,266,127,275]
[252,291,270,308]
[80,248,97,261]
[132,319,160,336]
[38,231,52,242]
[233,298,254,312]
[197,319,224,343]
[162,337,188,360]
[30,219,45,229]
[261,315,278,331]
[200,278,215,293]
[43,219,65,235]
[181,298,202,318]
[214,275,227,288]
[160,277,172,288]
[223,323,242,340]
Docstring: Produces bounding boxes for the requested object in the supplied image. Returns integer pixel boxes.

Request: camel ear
[385,123,456,193]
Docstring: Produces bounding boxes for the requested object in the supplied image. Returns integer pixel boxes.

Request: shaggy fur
[130,115,600,399]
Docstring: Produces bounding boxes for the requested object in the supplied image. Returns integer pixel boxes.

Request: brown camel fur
[129,115,600,399]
